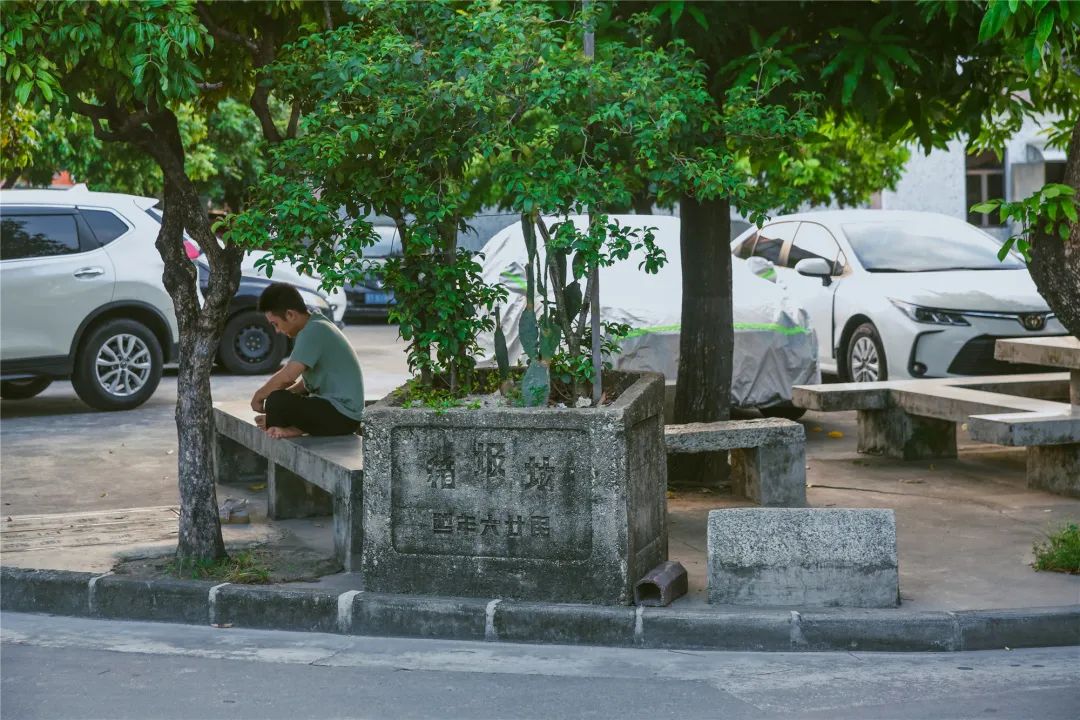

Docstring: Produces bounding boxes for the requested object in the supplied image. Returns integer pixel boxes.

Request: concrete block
[857,407,957,460]
[664,418,804,452]
[213,433,267,486]
[333,471,363,572]
[639,608,792,651]
[493,601,637,646]
[730,442,807,507]
[1026,444,1080,498]
[349,593,489,641]
[956,606,1080,650]
[707,508,899,608]
[92,576,214,624]
[796,610,957,651]
[268,463,334,520]
[361,371,668,604]
[0,567,92,616]
[214,585,339,633]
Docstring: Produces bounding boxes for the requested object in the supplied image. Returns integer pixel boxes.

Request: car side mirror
[794,258,833,287]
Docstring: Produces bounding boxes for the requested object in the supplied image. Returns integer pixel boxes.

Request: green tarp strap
[498,271,809,337]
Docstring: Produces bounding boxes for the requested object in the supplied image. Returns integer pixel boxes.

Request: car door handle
[73,266,105,279]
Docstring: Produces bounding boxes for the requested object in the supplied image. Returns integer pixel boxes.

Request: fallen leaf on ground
[811,427,823,432]
[827,431,844,439]
[248,483,266,491]
[99,492,107,498]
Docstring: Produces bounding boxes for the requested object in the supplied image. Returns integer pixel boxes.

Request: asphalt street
[2,613,1078,720]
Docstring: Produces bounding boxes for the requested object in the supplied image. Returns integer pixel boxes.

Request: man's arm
[287,376,308,395]
[250,361,307,412]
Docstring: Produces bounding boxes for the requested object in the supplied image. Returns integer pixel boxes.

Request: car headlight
[298,288,331,314]
[889,299,969,326]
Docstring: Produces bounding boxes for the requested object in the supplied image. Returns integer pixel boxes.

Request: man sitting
[250,283,364,438]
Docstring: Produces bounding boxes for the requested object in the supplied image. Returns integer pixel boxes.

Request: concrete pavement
[3,613,1078,719]
[1,323,1078,615]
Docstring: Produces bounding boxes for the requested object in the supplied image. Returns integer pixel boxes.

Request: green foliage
[484,12,818,404]
[168,550,271,584]
[972,184,1078,261]
[385,248,506,388]
[231,0,536,394]
[1032,523,1080,574]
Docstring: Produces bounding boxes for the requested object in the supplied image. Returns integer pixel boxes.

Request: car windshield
[842,218,1025,272]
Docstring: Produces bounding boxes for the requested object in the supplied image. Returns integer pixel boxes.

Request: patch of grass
[1032,523,1080,574]
[167,550,272,584]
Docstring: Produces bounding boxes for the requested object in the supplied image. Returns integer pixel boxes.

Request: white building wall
[880,138,967,219]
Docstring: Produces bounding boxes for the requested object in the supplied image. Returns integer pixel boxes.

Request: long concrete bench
[792,372,1079,497]
[664,418,806,506]
[213,401,363,570]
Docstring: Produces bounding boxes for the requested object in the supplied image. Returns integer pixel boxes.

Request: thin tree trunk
[136,112,242,564]
[2,171,20,188]
[1028,117,1080,338]
[670,194,732,488]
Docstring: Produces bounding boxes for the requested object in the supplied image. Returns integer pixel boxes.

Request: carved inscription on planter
[390,427,591,559]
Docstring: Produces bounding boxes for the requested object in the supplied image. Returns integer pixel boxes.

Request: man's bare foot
[255,414,267,429]
[267,425,304,439]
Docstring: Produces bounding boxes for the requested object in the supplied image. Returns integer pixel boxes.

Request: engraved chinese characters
[390,427,591,559]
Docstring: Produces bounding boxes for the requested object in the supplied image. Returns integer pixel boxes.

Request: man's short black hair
[258,282,308,317]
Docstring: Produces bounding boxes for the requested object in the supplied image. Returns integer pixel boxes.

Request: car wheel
[72,319,163,411]
[760,404,807,421]
[845,323,887,383]
[218,310,287,375]
[0,377,53,400]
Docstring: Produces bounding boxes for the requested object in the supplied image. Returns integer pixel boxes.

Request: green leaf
[1034,8,1054,59]
[978,1,1010,42]
[1062,201,1078,223]
[519,308,538,360]
[970,201,1000,213]
[520,360,550,407]
[539,318,561,359]
[494,307,510,380]
[997,236,1016,261]
[685,5,708,28]
[563,280,582,319]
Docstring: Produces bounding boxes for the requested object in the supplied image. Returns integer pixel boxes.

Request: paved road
[2,613,1078,720]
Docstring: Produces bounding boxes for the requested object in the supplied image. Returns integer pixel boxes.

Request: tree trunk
[670,194,733,488]
[136,113,242,564]
[1028,117,1080,338]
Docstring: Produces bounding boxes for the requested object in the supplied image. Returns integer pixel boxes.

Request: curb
[2,567,1077,652]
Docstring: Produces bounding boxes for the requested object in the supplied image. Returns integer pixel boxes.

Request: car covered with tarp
[476,214,819,416]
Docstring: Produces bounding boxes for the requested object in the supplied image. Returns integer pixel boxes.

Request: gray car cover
[476,214,819,408]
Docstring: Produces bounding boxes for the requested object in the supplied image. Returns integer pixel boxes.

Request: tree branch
[197,81,225,91]
[323,0,334,31]
[286,100,301,139]
[196,3,258,53]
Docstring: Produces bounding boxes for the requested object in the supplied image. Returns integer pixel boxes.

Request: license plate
[366,292,392,305]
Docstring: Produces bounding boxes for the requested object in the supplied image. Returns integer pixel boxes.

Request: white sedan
[731,210,1067,382]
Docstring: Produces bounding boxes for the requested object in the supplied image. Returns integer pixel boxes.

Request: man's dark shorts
[265,389,360,436]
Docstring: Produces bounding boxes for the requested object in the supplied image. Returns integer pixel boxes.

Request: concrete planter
[360,371,668,604]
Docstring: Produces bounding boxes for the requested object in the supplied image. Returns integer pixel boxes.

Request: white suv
[0,186,179,410]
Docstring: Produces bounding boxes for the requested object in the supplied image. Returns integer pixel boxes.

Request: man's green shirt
[289,315,365,421]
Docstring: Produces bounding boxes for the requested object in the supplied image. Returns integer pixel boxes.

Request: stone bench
[792,372,1079,497]
[707,508,899,608]
[213,401,363,570]
[664,418,806,507]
